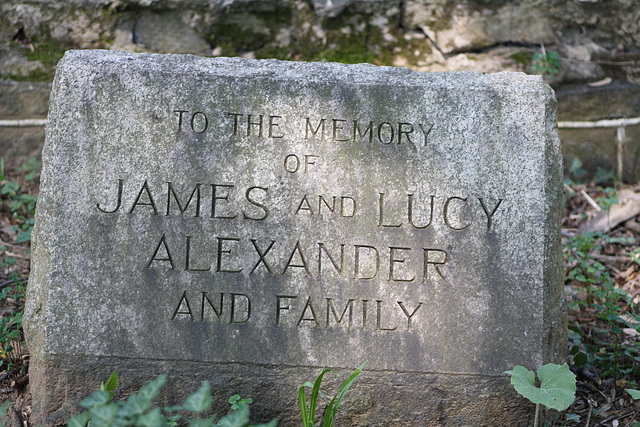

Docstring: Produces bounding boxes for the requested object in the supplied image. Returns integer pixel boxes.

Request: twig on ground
[565,183,576,193]
[591,254,633,263]
[581,189,602,211]
[585,399,592,427]
[0,240,23,249]
[9,406,21,427]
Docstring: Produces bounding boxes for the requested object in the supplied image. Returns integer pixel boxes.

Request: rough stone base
[30,355,540,427]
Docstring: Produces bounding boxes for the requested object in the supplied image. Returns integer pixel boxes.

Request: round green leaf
[626,389,640,400]
[507,363,576,411]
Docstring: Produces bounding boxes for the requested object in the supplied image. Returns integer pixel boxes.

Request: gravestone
[25,50,565,426]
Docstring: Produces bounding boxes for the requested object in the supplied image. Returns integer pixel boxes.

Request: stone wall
[1,0,640,179]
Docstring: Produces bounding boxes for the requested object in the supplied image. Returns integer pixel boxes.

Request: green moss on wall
[509,50,532,66]
[25,41,66,69]
[4,39,67,83]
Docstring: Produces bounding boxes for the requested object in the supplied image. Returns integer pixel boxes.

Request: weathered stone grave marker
[25,50,565,425]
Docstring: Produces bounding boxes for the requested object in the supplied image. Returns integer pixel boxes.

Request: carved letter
[398,122,415,144]
[332,118,350,141]
[304,155,319,173]
[443,196,470,230]
[352,120,373,143]
[243,186,269,220]
[185,236,211,271]
[326,298,354,328]
[167,182,201,217]
[318,243,344,278]
[227,112,242,135]
[201,292,223,321]
[418,123,434,146]
[376,300,398,331]
[318,195,336,216]
[250,239,275,274]
[269,115,284,138]
[362,299,369,330]
[282,241,311,276]
[408,194,434,229]
[305,118,325,140]
[146,234,175,269]
[377,122,394,144]
[97,179,123,213]
[297,297,320,327]
[284,154,300,173]
[174,110,188,132]
[378,193,402,228]
[230,293,251,323]
[423,249,448,284]
[398,301,423,332]
[216,237,242,273]
[388,246,415,282]
[276,295,297,326]
[130,180,158,215]
[246,114,263,137]
[478,198,503,231]
[340,196,356,217]
[354,245,379,280]
[190,112,208,134]
[171,290,193,321]
[211,184,237,219]
[295,195,314,216]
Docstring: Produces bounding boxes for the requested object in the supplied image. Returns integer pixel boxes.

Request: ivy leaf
[137,374,167,403]
[16,230,31,243]
[214,406,250,427]
[79,390,111,409]
[67,412,91,427]
[88,404,117,424]
[136,407,166,426]
[505,363,576,411]
[183,381,212,413]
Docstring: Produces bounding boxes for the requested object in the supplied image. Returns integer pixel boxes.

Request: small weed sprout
[530,45,561,79]
[299,362,366,427]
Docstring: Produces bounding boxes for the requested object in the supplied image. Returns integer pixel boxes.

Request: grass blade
[324,362,366,427]
[310,367,333,423]
[299,385,310,427]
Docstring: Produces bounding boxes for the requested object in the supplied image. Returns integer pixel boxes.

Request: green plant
[0,400,9,427]
[626,388,640,400]
[100,372,119,399]
[0,275,26,371]
[0,157,39,243]
[567,158,586,183]
[530,46,561,79]
[505,363,577,427]
[68,373,277,427]
[229,395,253,411]
[564,230,640,383]
[299,362,366,427]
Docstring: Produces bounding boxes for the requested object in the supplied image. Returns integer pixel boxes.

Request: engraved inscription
[93,111,508,334]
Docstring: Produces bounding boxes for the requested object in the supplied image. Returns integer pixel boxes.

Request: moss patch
[25,41,66,69]
[208,7,293,57]
[207,4,409,66]
[6,40,67,82]
[509,50,533,66]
